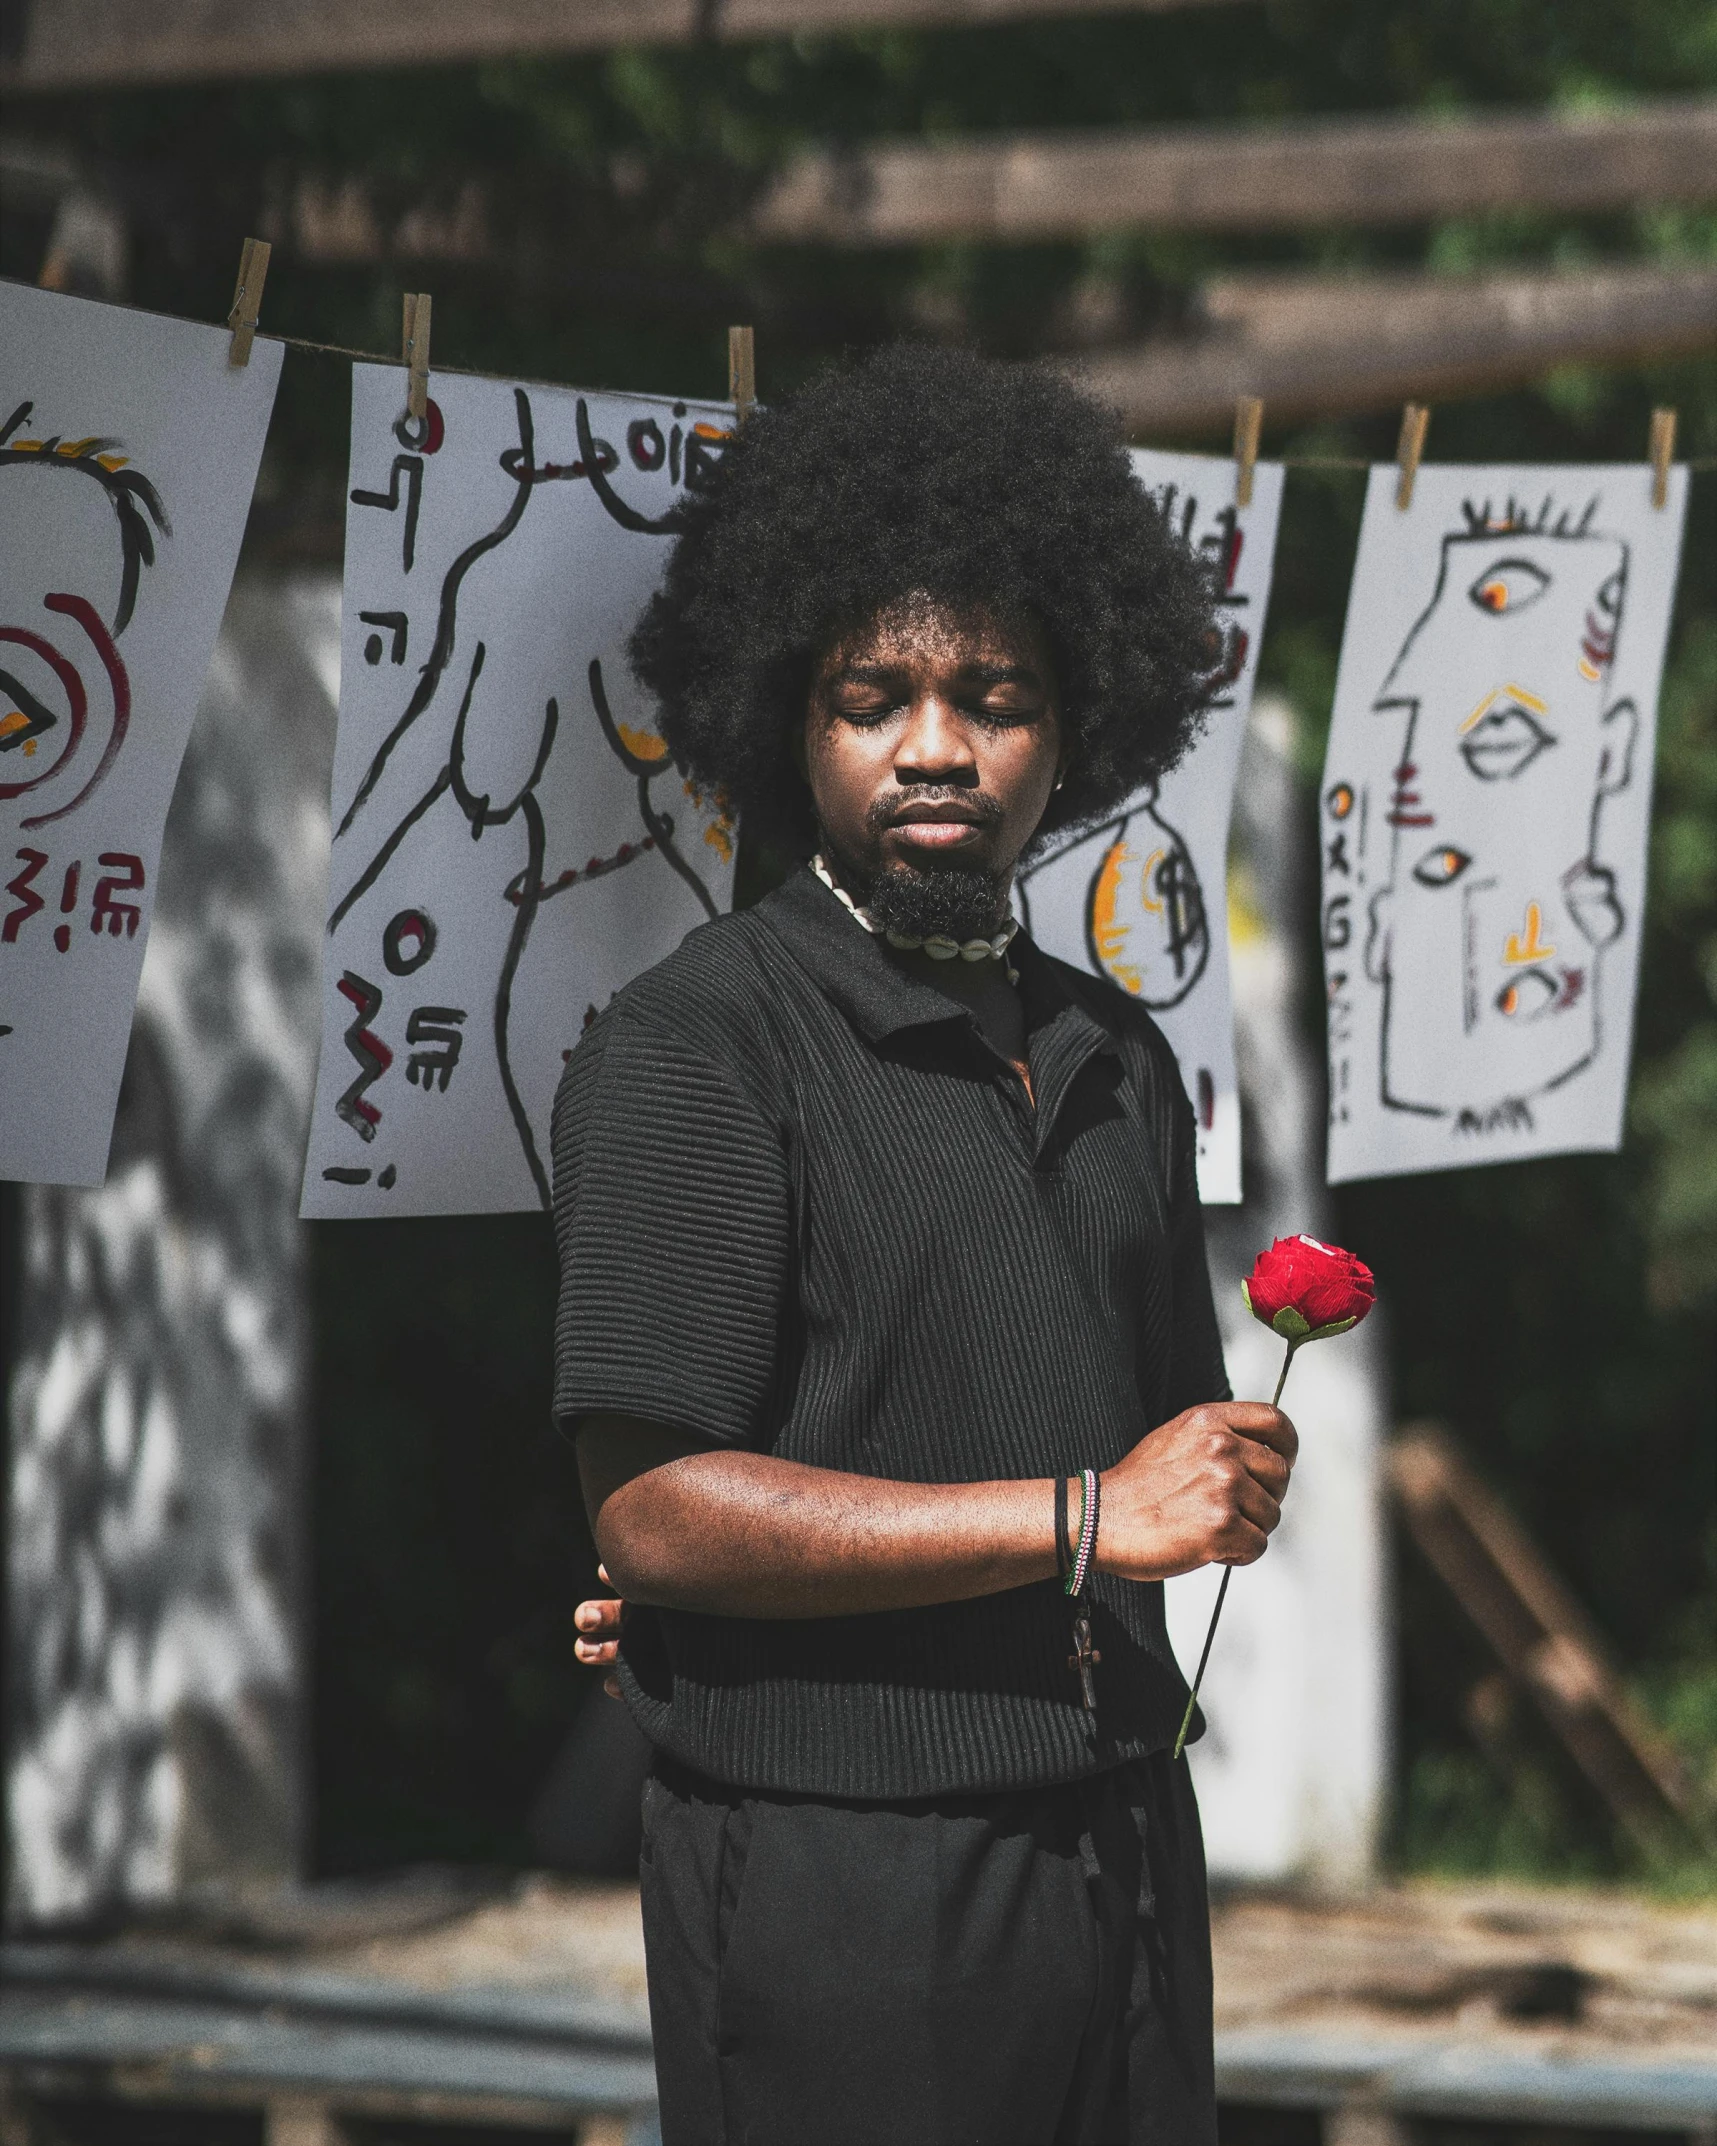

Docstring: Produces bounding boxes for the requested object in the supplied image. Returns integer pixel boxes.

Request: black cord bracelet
[1053,1472,1073,1581]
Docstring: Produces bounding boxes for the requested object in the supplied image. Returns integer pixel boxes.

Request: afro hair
[629,343,1224,856]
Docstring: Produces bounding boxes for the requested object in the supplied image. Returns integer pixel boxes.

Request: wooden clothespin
[1395,403,1430,510]
[1649,407,1677,510]
[226,237,271,367]
[403,292,433,422]
[1232,396,1263,510]
[728,324,756,427]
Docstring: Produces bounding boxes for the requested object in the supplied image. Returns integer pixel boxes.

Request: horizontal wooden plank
[2,1939,651,2048]
[1071,261,1717,432]
[0,0,1234,93]
[751,97,1717,242]
[0,1987,657,2114]
[1217,2027,1717,2130]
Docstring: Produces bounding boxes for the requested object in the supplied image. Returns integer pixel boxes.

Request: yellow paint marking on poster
[1461,682,1549,734]
[1503,901,1555,966]
[1091,840,1143,994]
[615,722,670,765]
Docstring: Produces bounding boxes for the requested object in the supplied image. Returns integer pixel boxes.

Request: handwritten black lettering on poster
[302,370,737,1217]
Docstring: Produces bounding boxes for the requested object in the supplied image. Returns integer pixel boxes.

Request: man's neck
[885,936,1030,1084]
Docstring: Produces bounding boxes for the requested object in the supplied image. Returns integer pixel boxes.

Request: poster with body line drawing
[1018,449,1284,1204]
[1,283,282,1186]
[1322,462,1687,1184]
[301,365,737,1217]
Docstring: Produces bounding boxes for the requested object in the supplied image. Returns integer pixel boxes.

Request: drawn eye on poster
[1321,463,1687,1184]
[0,284,283,1187]
[300,367,738,1217]
[1016,450,1283,1203]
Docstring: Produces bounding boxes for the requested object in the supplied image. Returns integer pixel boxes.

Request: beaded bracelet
[1065,1467,1099,1597]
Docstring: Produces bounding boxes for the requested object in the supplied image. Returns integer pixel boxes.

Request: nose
[893,691,978,787]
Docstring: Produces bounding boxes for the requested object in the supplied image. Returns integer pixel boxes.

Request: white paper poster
[1322,464,1687,1184]
[302,367,738,1217]
[1,284,282,1186]
[1018,450,1283,1203]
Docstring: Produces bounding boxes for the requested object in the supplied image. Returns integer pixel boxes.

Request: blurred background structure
[1,1,1714,2140]
[5,579,337,1928]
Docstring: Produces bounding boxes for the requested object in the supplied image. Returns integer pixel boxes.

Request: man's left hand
[574,1566,623,1697]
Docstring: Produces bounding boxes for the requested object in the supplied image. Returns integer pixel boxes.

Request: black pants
[638,1751,1216,2146]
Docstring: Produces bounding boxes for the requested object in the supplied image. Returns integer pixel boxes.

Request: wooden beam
[751,97,1717,243]
[1074,260,1717,433]
[1385,1425,1698,1856]
[0,0,1235,93]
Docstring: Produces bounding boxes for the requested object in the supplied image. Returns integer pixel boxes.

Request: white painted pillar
[5,576,338,1924]
[1166,693,1392,1889]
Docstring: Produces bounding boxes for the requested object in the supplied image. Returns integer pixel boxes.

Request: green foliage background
[5,0,1711,1879]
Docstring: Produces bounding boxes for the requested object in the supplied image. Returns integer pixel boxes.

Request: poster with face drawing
[1017,450,1283,1203]
[1322,463,1688,1183]
[301,367,738,1217]
[1,284,283,1186]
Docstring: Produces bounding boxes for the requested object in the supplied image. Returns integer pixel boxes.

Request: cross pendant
[1068,1606,1101,1712]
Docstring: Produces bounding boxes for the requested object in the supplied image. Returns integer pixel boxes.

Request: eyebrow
[959,664,1044,687]
[830,664,905,686]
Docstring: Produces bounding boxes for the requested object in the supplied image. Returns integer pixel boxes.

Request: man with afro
[554,344,1297,2144]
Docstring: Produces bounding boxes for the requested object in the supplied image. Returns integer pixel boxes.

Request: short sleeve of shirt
[550,1004,791,1449]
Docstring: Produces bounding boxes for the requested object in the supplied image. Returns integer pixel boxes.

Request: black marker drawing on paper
[1334,495,1636,1136]
[1,400,165,836]
[2,400,168,1051]
[319,383,734,1210]
[1013,453,1282,1204]
[1017,473,1243,1008]
[333,971,389,1140]
[1019,786,1209,1011]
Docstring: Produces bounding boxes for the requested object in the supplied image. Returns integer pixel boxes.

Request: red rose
[1242,1234,1375,1344]
[1174,1231,1377,1758]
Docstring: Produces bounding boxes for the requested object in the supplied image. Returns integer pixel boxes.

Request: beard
[822,817,1011,943]
[864,861,1010,942]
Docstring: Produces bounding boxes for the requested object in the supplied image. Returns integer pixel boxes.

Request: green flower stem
[1171,1337,1298,1761]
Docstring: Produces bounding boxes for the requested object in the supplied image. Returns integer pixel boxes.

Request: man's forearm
[585,1429,1059,1618]
[577,1398,1298,1621]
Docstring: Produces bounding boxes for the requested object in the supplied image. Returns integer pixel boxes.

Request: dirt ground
[317,1870,1717,2066]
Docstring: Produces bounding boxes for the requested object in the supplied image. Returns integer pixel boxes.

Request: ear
[1597,697,1637,796]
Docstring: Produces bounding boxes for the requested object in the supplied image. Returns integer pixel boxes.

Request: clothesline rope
[257,329,1717,470]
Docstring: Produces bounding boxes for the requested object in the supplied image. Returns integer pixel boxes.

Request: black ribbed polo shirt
[550,863,1230,1800]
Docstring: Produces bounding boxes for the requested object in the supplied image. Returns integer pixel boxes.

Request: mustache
[865,785,1005,835]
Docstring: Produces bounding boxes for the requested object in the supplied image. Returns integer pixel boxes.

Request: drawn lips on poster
[1,400,162,982]
[316,383,734,1211]
[1340,495,1635,1134]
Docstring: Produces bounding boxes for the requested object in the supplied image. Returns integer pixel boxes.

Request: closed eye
[1469,558,1550,616]
[833,697,902,726]
[1413,845,1472,887]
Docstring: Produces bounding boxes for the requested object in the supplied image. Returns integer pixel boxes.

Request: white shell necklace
[811,853,1020,985]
